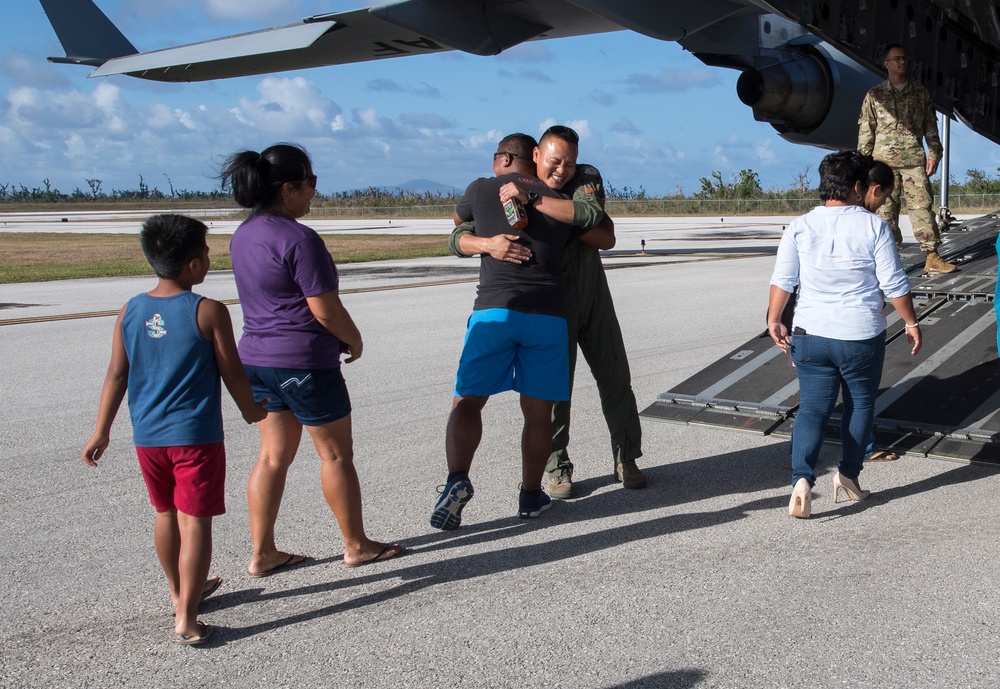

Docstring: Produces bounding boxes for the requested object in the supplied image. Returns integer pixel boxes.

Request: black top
[455,173,570,317]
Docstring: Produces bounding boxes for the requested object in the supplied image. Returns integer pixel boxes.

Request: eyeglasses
[302,174,318,188]
[493,152,524,160]
[886,56,909,63]
[543,125,579,144]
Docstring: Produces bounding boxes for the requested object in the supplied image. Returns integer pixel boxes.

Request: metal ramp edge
[641,212,1000,466]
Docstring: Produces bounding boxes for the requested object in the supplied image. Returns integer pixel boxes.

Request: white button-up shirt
[770,205,911,341]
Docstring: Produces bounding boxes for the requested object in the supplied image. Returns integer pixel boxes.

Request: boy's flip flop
[343,544,405,569]
[248,553,309,578]
[175,621,213,646]
[201,576,222,601]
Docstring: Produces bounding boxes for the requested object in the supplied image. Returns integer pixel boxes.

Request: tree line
[3,168,1000,205]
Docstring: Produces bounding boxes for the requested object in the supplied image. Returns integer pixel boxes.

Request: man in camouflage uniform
[858,43,956,274]
[449,125,645,498]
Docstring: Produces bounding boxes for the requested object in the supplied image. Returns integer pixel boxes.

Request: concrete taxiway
[1,217,998,688]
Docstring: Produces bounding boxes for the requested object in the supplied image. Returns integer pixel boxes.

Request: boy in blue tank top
[82,214,267,646]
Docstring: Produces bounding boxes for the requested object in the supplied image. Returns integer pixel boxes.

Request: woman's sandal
[864,449,899,462]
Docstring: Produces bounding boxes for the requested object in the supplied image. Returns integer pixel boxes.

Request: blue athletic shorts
[244,365,352,426]
[454,308,569,401]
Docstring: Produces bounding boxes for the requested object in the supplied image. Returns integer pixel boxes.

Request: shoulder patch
[580,166,599,175]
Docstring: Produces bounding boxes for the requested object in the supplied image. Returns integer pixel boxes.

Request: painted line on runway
[0,253,761,326]
[0,280,482,326]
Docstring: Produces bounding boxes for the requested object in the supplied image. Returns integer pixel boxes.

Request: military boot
[547,471,573,499]
[615,460,647,489]
[924,251,956,274]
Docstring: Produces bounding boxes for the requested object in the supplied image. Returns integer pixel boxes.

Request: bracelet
[905,323,920,328]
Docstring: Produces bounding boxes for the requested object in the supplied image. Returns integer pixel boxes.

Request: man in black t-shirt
[430,134,572,529]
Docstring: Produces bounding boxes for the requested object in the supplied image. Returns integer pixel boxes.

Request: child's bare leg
[308,415,400,566]
[247,411,304,574]
[153,510,181,607]
[174,511,213,637]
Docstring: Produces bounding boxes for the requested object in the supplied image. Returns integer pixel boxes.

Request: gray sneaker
[615,460,647,489]
[548,472,573,499]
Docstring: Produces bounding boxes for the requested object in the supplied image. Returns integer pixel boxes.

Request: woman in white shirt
[767,151,922,519]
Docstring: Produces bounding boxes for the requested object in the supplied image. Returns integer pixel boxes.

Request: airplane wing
[46,1,622,81]
[38,1,1000,152]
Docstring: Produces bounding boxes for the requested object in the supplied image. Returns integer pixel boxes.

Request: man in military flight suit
[449,125,645,498]
[858,43,956,274]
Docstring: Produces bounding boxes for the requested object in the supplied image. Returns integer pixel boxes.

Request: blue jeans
[790,331,885,486]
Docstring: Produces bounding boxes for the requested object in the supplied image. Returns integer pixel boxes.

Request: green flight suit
[448,165,642,477]
[858,79,943,252]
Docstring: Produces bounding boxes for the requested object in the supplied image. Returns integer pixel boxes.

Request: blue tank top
[122,292,224,447]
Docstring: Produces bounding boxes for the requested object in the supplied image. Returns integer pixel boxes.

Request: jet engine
[735,43,880,150]
[682,16,881,151]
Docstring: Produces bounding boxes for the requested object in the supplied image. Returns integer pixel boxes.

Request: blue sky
[4,0,1000,197]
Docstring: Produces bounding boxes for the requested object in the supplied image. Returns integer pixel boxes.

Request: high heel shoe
[788,478,812,519]
[833,472,870,503]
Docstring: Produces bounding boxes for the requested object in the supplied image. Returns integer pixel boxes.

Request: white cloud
[353,107,384,132]
[754,138,777,165]
[63,133,89,160]
[497,43,555,63]
[710,144,733,168]
[536,118,591,142]
[0,54,69,88]
[176,109,197,130]
[497,67,553,83]
[231,76,344,133]
[610,119,640,135]
[399,113,456,129]
[367,79,442,98]
[468,129,503,151]
[624,68,719,93]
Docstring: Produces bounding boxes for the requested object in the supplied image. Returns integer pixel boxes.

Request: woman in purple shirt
[222,143,403,575]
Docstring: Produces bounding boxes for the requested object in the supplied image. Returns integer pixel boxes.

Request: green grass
[0,233,452,284]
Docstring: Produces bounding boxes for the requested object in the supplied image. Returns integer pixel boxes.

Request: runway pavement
[1,218,998,688]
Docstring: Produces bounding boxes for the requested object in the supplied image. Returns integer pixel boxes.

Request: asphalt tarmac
[1,217,998,688]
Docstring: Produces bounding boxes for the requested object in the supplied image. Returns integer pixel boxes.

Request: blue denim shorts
[244,365,351,426]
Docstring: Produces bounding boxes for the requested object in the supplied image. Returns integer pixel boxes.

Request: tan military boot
[924,251,956,274]
[547,471,573,499]
[615,460,647,489]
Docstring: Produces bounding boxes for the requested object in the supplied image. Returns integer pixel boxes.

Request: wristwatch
[526,191,540,206]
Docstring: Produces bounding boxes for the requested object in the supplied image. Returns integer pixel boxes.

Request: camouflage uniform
[858,79,942,252]
[448,165,643,482]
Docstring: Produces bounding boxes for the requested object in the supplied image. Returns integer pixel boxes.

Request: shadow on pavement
[209,442,996,641]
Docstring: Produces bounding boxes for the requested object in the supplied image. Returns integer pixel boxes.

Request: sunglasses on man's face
[303,174,318,188]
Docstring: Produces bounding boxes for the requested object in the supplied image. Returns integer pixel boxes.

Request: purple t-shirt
[230,213,341,368]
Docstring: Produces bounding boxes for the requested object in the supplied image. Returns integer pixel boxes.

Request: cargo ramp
[641,212,1000,464]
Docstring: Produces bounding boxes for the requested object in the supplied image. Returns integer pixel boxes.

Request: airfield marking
[0,253,768,326]
[873,310,997,415]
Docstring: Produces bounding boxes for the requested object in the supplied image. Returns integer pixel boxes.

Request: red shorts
[135,441,226,517]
